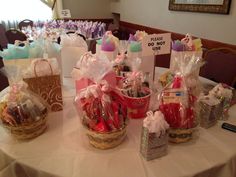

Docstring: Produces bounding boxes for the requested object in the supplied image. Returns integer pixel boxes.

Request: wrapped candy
[112,54,131,76]
[209,83,233,120]
[74,81,127,132]
[159,54,203,143]
[140,111,169,161]
[0,82,47,126]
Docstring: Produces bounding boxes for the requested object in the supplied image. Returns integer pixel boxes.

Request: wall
[111,0,236,45]
[63,0,112,19]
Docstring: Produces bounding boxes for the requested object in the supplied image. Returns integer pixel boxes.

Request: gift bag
[209,83,233,120]
[0,41,30,60]
[199,95,221,128]
[60,34,88,77]
[23,59,63,112]
[140,111,169,161]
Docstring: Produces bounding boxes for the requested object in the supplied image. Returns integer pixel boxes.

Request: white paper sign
[61,9,71,18]
[142,33,171,56]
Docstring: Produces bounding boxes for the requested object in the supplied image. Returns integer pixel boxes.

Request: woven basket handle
[34,59,53,77]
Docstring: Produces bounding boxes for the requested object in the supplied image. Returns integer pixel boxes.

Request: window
[0,0,52,21]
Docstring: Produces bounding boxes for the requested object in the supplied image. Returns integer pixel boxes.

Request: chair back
[18,19,33,30]
[5,29,27,44]
[200,47,236,87]
[0,24,8,48]
[57,31,86,44]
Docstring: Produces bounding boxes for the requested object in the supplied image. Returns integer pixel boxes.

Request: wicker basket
[3,114,47,140]
[168,128,193,143]
[85,126,127,150]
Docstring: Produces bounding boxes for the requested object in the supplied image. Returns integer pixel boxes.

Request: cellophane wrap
[119,58,150,98]
[170,34,203,76]
[74,81,127,133]
[74,53,127,133]
[159,54,203,130]
[208,83,233,120]
[0,67,48,127]
[199,95,221,128]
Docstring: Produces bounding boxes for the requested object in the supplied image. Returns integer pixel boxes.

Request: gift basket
[73,53,127,149]
[140,111,169,161]
[117,58,151,119]
[159,52,203,143]
[0,67,48,140]
[208,83,233,120]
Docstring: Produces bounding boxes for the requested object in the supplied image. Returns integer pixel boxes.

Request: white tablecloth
[0,68,236,177]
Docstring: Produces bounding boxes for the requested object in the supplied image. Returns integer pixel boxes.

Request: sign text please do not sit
[142,33,171,56]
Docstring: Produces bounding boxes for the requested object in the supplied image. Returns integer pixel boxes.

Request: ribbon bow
[143,111,169,136]
[181,33,193,51]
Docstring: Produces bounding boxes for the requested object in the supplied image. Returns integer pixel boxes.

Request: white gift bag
[61,47,87,77]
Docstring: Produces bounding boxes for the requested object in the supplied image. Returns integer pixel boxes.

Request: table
[0,68,236,177]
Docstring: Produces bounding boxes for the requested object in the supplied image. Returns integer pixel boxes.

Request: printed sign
[142,33,171,56]
[61,9,71,18]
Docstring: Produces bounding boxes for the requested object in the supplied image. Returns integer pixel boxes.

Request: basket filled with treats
[73,52,128,149]
[0,82,48,140]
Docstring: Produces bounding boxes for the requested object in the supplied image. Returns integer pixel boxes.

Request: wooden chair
[200,47,236,87]
[18,19,33,30]
[0,24,8,48]
[5,29,27,44]
[0,45,9,91]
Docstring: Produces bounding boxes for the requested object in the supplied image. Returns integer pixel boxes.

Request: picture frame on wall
[169,0,232,14]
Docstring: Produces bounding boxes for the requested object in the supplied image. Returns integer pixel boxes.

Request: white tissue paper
[143,111,169,136]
